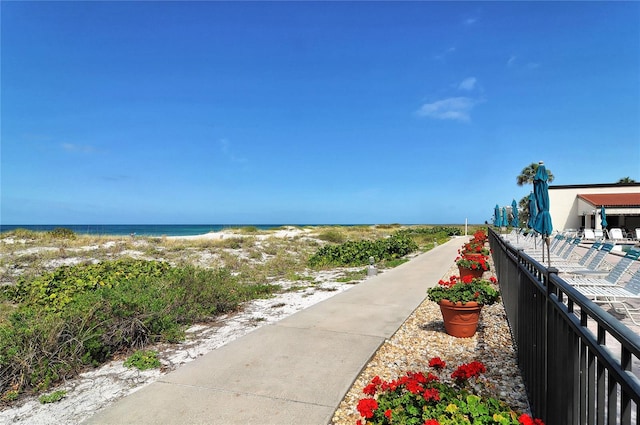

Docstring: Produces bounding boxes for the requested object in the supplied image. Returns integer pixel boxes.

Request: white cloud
[464,17,478,25]
[416,97,477,122]
[458,77,477,91]
[507,55,517,67]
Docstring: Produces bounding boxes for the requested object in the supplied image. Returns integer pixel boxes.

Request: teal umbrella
[527,192,537,229]
[511,199,519,227]
[601,206,608,229]
[533,161,553,265]
[502,207,508,227]
[494,204,500,227]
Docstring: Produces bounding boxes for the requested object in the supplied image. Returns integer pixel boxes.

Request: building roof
[577,193,640,207]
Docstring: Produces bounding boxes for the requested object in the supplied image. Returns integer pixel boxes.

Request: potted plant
[356,357,544,425]
[455,255,490,278]
[460,242,490,257]
[427,275,499,337]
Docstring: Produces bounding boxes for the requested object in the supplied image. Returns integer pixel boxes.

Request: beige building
[548,183,640,234]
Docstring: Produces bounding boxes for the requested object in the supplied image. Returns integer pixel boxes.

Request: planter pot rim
[439,299,483,308]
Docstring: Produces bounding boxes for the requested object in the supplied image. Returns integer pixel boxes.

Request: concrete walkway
[84,237,466,425]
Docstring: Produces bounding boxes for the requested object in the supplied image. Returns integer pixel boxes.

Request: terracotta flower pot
[438,300,483,338]
[457,266,484,279]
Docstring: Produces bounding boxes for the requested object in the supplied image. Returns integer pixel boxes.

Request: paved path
[84,237,466,425]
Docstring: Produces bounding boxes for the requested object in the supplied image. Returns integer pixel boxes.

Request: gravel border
[331,263,531,424]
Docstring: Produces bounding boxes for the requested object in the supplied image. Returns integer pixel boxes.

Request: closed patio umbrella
[494,204,501,227]
[527,192,537,229]
[502,207,508,228]
[511,199,519,228]
[601,206,608,229]
[533,161,553,266]
[527,192,538,249]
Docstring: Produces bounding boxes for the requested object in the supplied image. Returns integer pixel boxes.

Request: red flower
[357,398,378,419]
[451,361,486,383]
[424,420,440,425]
[384,409,392,420]
[362,382,377,396]
[423,387,440,402]
[490,276,497,283]
[406,379,423,394]
[363,376,381,395]
[428,357,446,370]
[518,414,534,425]
[461,274,473,284]
[518,416,545,425]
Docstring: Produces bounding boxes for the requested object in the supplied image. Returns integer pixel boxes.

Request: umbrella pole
[545,236,551,267]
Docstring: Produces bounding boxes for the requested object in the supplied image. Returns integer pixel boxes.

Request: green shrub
[47,227,77,239]
[124,350,161,370]
[317,229,347,243]
[38,390,66,404]
[308,232,418,267]
[0,260,280,400]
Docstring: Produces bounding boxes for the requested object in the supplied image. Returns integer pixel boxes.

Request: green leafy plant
[124,350,161,370]
[427,275,500,306]
[356,358,544,425]
[308,232,418,267]
[38,390,66,404]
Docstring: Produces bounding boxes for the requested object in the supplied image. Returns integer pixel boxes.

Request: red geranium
[356,398,378,419]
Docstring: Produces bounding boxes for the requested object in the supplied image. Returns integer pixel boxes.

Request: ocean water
[0,224,309,237]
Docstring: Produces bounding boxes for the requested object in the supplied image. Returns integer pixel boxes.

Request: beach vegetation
[123,350,161,370]
[46,227,77,240]
[0,224,468,404]
[317,229,347,243]
[308,231,418,267]
[38,390,66,404]
[0,259,279,400]
[336,269,368,283]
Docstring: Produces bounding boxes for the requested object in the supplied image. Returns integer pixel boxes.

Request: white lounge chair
[608,228,628,241]
[635,228,640,241]
[575,269,640,325]
[582,228,596,240]
[594,229,604,240]
[555,242,615,273]
[561,248,640,286]
[553,241,603,269]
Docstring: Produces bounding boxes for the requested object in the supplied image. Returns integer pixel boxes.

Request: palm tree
[617,177,636,184]
[516,162,555,186]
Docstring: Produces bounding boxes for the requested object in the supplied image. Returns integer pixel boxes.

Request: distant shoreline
[0,223,476,238]
[0,224,358,237]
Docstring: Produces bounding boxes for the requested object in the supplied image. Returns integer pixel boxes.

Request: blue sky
[2,1,639,225]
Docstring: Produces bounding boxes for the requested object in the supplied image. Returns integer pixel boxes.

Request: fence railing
[489,228,640,425]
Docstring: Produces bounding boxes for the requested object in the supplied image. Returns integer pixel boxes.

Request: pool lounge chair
[561,248,640,286]
[575,268,640,325]
[609,228,630,242]
[553,241,602,269]
[555,242,615,274]
[594,229,604,240]
[582,228,596,240]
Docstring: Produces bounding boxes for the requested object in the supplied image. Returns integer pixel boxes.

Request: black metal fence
[489,228,640,425]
